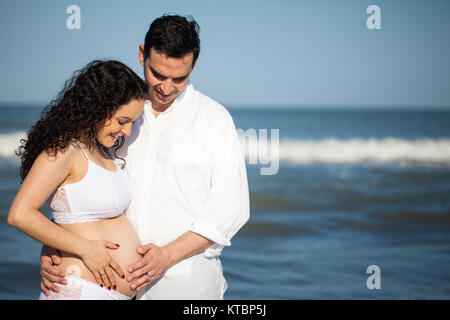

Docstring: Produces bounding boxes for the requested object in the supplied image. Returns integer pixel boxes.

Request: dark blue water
[231,108,450,140]
[1,105,450,299]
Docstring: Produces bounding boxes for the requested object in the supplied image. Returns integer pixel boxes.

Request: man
[40,15,250,299]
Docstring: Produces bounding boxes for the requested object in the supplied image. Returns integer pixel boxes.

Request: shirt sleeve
[188,113,250,258]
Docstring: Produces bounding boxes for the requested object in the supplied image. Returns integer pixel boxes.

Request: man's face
[139,46,194,109]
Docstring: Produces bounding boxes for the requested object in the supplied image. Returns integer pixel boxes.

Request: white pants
[38,275,132,300]
[137,254,227,300]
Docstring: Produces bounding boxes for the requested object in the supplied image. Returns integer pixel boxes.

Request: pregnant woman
[7,60,147,299]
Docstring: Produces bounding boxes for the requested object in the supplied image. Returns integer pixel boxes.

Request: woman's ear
[97,118,111,128]
[104,118,112,127]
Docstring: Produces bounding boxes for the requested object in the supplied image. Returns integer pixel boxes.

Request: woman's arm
[7,144,124,288]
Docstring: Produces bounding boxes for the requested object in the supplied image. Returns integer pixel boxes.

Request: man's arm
[127,110,250,292]
[164,231,215,266]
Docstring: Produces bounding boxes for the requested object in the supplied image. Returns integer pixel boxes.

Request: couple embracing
[8,15,249,300]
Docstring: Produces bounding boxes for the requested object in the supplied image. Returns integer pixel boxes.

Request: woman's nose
[121,123,132,136]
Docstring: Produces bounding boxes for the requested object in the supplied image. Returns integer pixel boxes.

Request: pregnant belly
[58,214,141,297]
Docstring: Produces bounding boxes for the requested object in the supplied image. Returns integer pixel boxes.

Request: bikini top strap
[77,142,90,161]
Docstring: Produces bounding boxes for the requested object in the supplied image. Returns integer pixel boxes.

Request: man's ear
[138,45,145,66]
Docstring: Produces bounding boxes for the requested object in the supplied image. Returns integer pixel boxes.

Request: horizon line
[0,101,449,111]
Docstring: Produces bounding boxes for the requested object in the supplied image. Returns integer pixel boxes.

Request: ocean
[0,104,449,299]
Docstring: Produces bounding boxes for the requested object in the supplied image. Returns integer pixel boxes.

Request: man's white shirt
[115,82,250,299]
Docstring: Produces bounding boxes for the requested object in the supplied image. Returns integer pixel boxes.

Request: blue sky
[0,0,449,108]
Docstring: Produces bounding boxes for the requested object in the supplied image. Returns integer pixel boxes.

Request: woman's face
[96,99,145,148]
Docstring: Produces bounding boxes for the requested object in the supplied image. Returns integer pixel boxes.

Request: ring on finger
[99,271,106,276]
[146,274,152,282]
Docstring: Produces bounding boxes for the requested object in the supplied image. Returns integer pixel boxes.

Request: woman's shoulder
[25,141,85,187]
[35,140,84,168]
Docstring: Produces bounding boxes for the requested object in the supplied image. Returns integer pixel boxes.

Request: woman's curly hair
[16,60,147,182]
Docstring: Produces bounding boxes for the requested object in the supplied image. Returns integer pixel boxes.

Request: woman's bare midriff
[57,214,141,297]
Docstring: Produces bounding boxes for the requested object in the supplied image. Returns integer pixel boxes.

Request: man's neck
[150,100,173,118]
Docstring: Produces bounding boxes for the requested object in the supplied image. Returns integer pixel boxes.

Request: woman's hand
[80,240,125,290]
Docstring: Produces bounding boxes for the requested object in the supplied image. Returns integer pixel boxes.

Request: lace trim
[44,277,82,300]
[50,187,71,213]
[66,275,131,300]
[51,210,124,224]
[41,275,131,300]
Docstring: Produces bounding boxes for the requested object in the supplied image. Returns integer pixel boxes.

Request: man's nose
[160,79,173,94]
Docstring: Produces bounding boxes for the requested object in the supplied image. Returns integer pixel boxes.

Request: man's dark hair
[144,15,200,65]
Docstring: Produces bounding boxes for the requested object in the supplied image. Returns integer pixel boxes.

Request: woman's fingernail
[100,284,103,288]
[121,275,125,279]
[108,286,111,290]
[115,244,120,248]
[113,285,116,290]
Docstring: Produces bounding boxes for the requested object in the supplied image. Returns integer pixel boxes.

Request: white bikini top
[49,143,132,224]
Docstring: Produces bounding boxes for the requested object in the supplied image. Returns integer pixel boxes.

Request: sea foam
[240,135,450,165]
[0,131,26,160]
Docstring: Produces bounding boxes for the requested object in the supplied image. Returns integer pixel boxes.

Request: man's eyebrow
[149,65,189,81]
[149,66,167,79]
[173,74,189,81]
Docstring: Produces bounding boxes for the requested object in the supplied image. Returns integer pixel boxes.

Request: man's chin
[151,93,178,107]
[150,97,173,110]
[159,98,173,105]
[155,98,172,106]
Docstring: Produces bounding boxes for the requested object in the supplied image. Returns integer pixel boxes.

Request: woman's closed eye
[118,119,131,125]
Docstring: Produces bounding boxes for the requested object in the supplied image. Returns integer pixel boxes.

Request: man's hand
[126,232,214,294]
[40,245,66,296]
[126,243,173,292]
